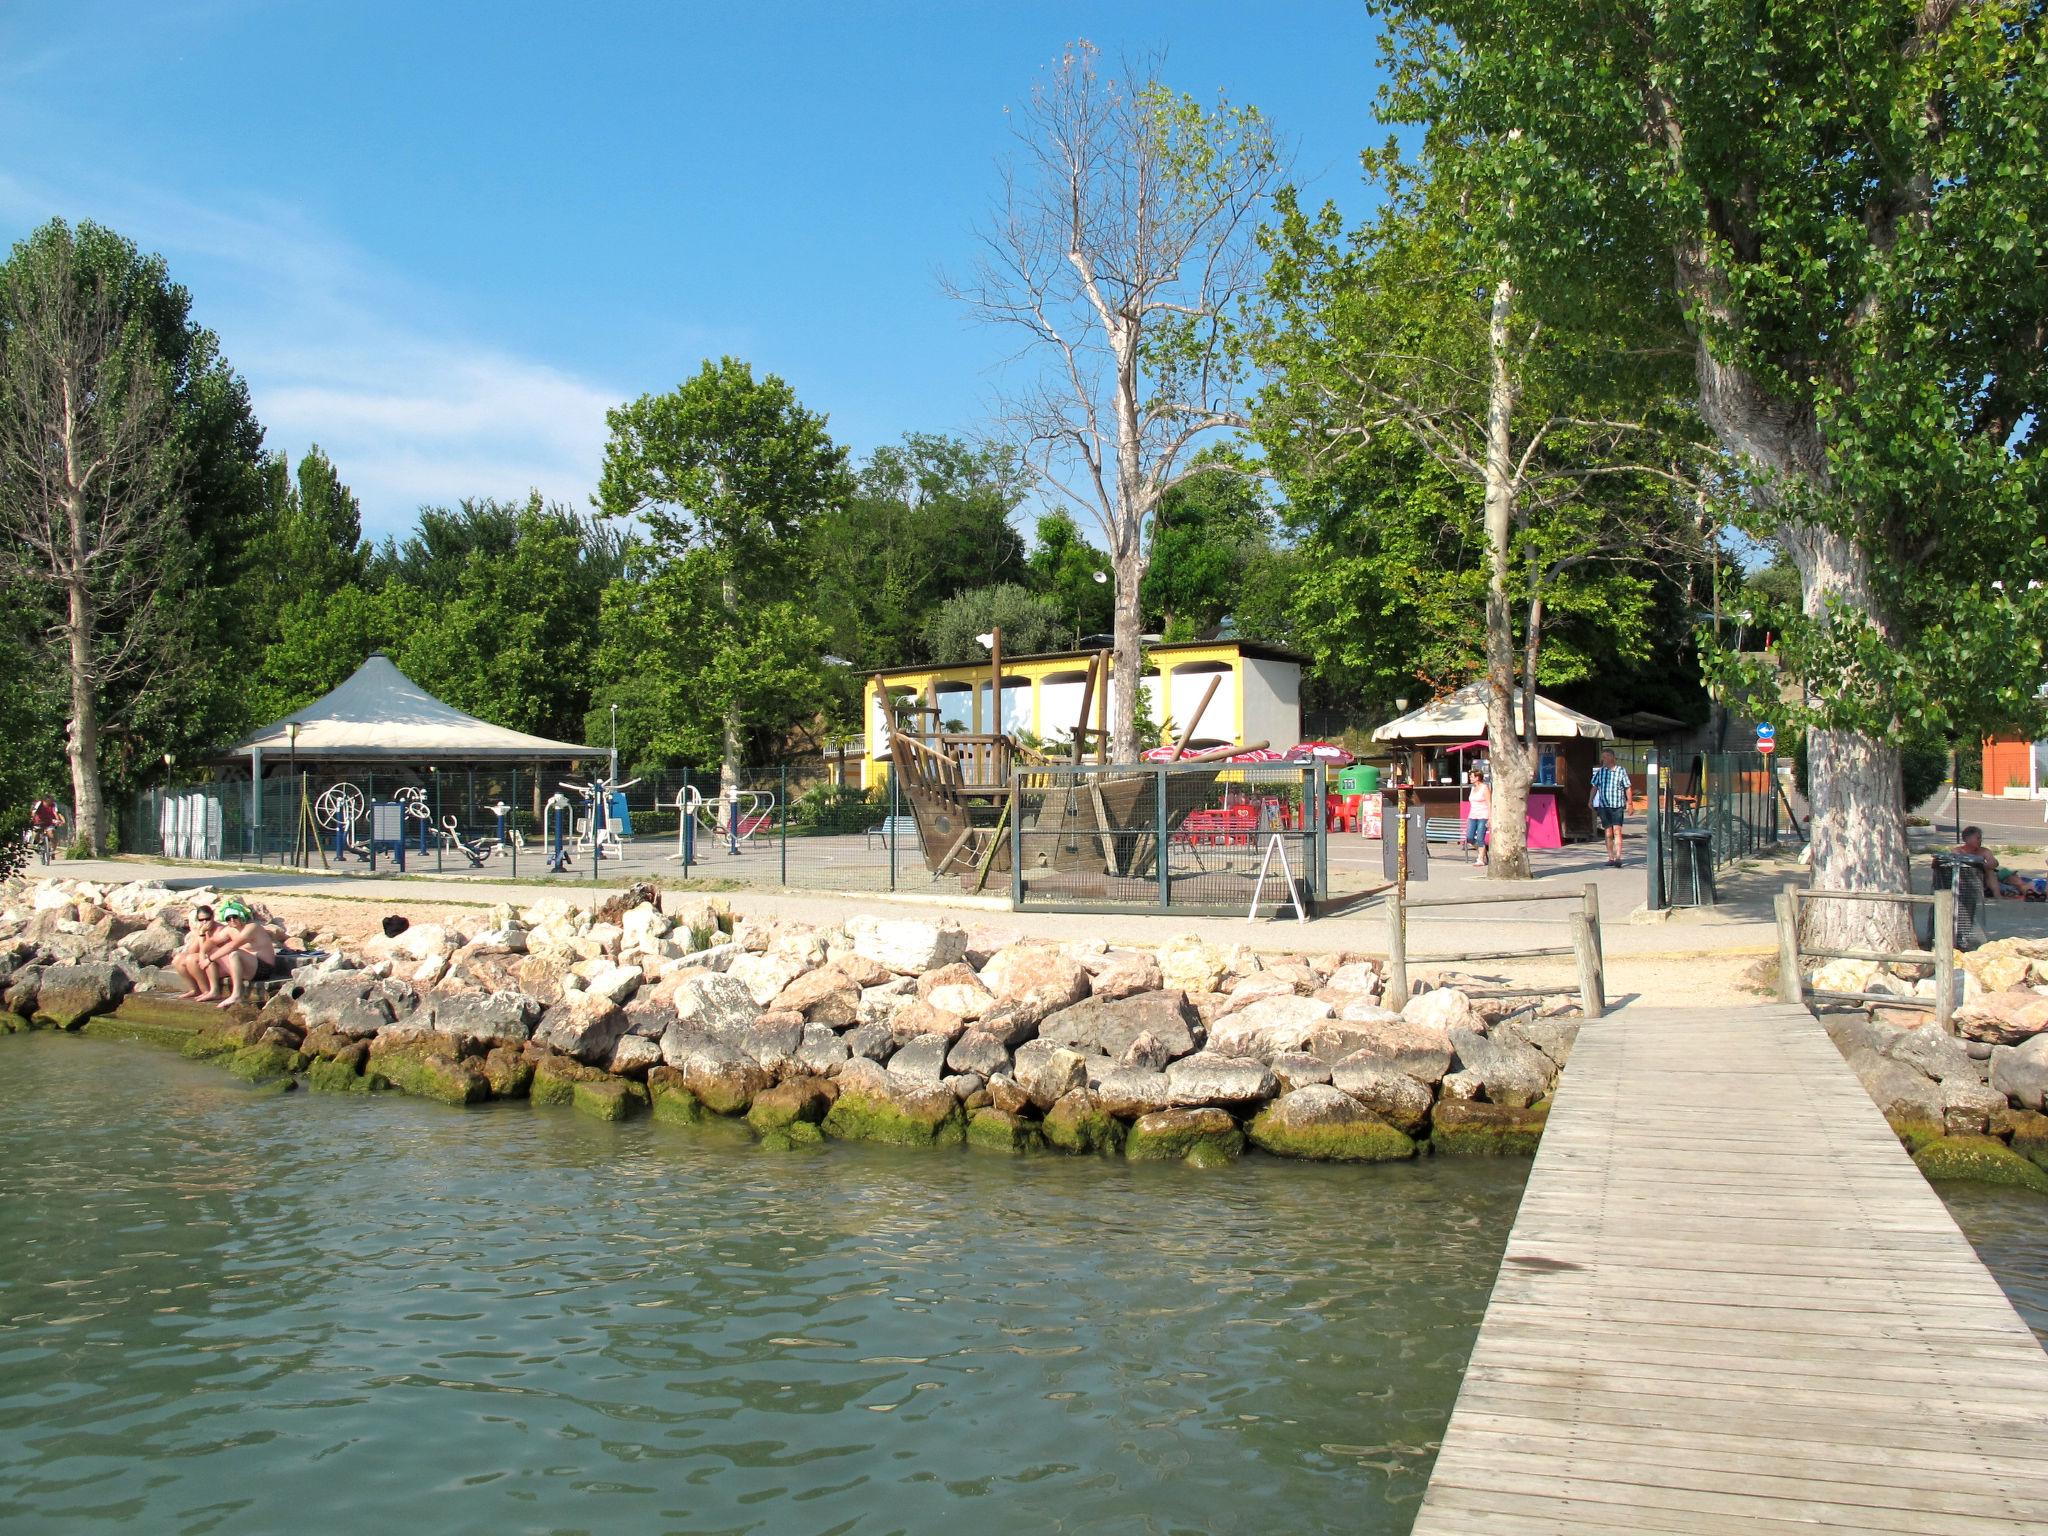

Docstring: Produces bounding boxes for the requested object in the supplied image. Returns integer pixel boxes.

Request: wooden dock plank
[1411,1002,2048,1535]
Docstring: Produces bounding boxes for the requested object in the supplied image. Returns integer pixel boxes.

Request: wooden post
[1776,887,1803,1005]
[990,625,1003,736]
[1571,910,1605,1019]
[1580,881,1603,979]
[1932,889,1956,1029]
[1095,649,1110,763]
[1385,887,1408,1006]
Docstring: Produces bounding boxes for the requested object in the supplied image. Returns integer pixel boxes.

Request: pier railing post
[1776,887,1803,1005]
[1571,911,1605,1018]
[1385,888,1408,1005]
[1932,889,1956,1029]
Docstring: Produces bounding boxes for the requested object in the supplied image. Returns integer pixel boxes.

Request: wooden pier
[1414,1003,2048,1534]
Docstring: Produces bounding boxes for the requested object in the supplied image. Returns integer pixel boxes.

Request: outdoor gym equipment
[670,786,703,863]
[560,776,641,860]
[315,782,368,861]
[544,792,574,873]
[691,787,774,845]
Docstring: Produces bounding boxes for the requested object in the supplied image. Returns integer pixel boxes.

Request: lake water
[0,1035,1526,1536]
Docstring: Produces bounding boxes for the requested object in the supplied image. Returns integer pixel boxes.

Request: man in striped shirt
[1590,749,1631,867]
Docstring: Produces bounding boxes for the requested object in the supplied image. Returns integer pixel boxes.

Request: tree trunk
[720,568,742,823]
[1482,278,1532,880]
[1109,537,1145,761]
[1680,252,1911,949]
[65,573,104,856]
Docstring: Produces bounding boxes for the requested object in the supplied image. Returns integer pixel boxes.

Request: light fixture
[1092,571,1108,584]
[975,632,997,651]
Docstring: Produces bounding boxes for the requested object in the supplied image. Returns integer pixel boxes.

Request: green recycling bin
[1355,765,1381,794]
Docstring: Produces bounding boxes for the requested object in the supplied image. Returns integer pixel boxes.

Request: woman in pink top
[1465,765,1491,866]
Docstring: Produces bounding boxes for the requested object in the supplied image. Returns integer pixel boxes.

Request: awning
[1373,682,1613,744]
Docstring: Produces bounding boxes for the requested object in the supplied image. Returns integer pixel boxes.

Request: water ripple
[0,1033,1543,1534]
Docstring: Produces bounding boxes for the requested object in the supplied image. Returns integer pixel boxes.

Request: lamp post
[287,723,301,866]
[609,704,619,784]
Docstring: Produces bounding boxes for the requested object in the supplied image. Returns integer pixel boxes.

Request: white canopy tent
[226,653,594,827]
[1372,682,1613,743]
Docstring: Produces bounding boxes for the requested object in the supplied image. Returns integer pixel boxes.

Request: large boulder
[746,1078,835,1134]
[887,1034,952,1086]
[1329,1059,1434,1135]
[847,915,967,975]
[1448,1027,1553,1109]
[1431,1099,1548,1155]
[890,999,968,1043]
[1248,1086,1416,1162]
[946,1030,1010,1079]
[916,963,996,1020]
[1040,1089,1124,1155]
[966,1106,1042,1154]
[367,1036,489,1106]
[1989,1036,2048,1112]
[1206,995,1335,1060]
[978,945,1091,1019]
[729,952,807,1006]
[1156,936,1230,995]
[1844,1046,1946,1124]
[669,973,759,1039]
[1091,1067,1174,1118]
[1953,991,2048,1046]
[772,968,861,1027]
[1125,1107,1243,1165]
[1498,1015,1580,1069]
[427,990,534,1047]
[740,1018,806,1075]
[1913,1134,2048,1193]
[1882,1024,1979,1084]
[796,1022,850,1075]
[823,1058,965,1146]
[1164,1052,1278,1107]
[1036,991,1198,1060]
[1403,988,1486,1033]
[1091,952,1163,1000]
[32,962,131,1029]
[534,994,629,1065]
[1270,1052,1333,1091]
[1941,1078,2010,1136]
[1329,1020,1455,1085]
[659,1030,771,1115]
[1012,1040,1090,1108]
[117,922,182,969]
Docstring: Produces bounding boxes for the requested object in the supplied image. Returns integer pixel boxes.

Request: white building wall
[1168,667,1238,743]
[1240,657,1302,750]
[1037,678,1087,739]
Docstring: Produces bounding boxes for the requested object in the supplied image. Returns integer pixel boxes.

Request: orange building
[1982,736,2043,797]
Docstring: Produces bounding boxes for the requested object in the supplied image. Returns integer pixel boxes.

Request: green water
[0,1036,1527,1535]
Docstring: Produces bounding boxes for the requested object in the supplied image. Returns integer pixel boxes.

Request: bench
[865,815,918,850]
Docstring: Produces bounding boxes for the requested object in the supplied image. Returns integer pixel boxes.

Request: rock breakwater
[0,877,1580,1165]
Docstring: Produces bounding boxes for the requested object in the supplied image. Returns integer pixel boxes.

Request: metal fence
[125,761,994,897]
[1645,748,1784,909]
[1011,761,1327,916]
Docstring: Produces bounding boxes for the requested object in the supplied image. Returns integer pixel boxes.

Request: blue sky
[1,1,1389,539]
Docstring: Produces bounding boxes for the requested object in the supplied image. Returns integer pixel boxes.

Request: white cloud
[0,170,621,536]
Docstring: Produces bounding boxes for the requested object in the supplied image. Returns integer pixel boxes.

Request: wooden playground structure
[875,630,1262,894]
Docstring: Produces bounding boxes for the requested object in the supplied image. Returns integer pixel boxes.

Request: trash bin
[1356,765,1381,794]
[1672,828,1715,906]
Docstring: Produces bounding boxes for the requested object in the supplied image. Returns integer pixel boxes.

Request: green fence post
[1010,769,1024,910]
[889,768,899,893]
[780,765,789,886]
[1155,768,1170,912]
[1645,749,1664,911]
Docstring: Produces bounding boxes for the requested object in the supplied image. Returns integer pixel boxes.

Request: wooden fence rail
[1775,883,1955,1026]
[1385,881,1605,1019]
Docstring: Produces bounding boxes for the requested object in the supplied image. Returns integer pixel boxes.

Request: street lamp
[609,704,619,783]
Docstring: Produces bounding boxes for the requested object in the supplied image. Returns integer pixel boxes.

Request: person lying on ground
[202,898,284,1009]
[171,905,219,1000]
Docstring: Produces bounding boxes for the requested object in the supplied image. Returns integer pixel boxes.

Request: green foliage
[921,583,1067,665]
[1142,458,1276,639]
[1025,510,1114,644]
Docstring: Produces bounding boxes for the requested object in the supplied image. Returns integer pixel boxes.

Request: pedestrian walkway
[1413,1003,2048,1533]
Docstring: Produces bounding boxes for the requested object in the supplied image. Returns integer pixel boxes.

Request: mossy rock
[0,1012,30,1034]
[80,1014,196,1051]
[368,1041,489,1107]
[1247,1106,1416,1163]
[1431,1099,1548,1157]
[229,1042,305,1083]
[966,1107,1042,1154]
[572,1078,648,1122]
[822,1085,966,1148]
[756,1120,826,1151]
[1914,1135,2048,1194]
[648,1067,705,1126]
[746,1079,833,1135]
[531,1054,607,1107]
[305,1055,379,1094]
[481,1046,533,1100]
[1889,1116,1948,1156]
[1125,1108,1243,1164]
[1041,1091,1124,1156]
[182,1022,257,1063]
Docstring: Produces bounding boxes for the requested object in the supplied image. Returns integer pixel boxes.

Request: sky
[0,1,1391,540]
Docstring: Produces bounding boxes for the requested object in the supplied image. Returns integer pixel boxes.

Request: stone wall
[0,878,1580,1165]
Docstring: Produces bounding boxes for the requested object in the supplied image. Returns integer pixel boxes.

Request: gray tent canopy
[227,653,595,766]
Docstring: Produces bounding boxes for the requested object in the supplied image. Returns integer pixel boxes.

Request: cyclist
[27,795,65,863]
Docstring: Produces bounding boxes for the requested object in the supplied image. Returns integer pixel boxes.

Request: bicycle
[25,820,60,866]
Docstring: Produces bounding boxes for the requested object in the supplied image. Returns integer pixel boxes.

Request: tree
[953,42,1284,759]
[809,433,1028,670]
[598,358,851,798]
[1374,0,2048,939]
[1142,456,1275,640]
[0,221,265,852]
[1257,146,1699,877]
[1025,508,1114,644]
[921,582,1068,665]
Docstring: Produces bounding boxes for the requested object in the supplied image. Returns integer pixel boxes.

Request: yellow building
[860,641,1305,789]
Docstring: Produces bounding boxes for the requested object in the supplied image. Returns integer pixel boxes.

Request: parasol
[1287,740,1356,766]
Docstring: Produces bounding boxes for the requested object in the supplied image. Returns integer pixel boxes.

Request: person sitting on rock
[171,905,219,1000]
[203,898,284,1009]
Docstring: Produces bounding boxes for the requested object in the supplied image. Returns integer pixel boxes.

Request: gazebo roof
[1373,682,1613,744]
[226,654,594,764]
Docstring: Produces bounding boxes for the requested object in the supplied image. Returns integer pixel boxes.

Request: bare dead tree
[950,42,1283,760]
[0,228,179,853]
